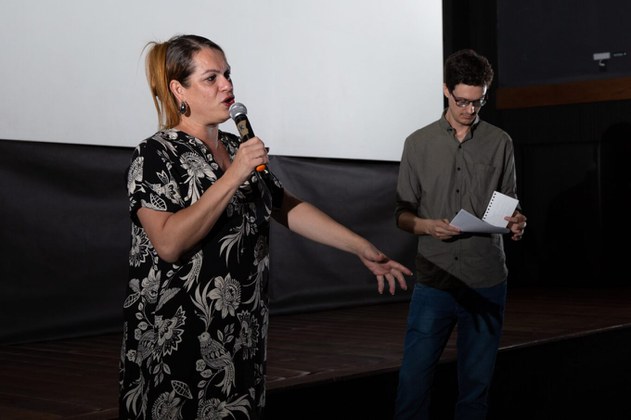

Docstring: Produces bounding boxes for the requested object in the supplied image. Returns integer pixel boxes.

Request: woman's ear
[169,80,183,101]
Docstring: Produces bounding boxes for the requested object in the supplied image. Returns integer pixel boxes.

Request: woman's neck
[176,120,220,149]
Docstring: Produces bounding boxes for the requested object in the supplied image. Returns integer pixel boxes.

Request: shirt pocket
[471,163,501,213]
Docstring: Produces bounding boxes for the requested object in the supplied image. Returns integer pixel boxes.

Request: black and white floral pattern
[119,129,283,420]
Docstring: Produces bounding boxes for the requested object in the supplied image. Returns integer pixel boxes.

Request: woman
[119,34,411,419]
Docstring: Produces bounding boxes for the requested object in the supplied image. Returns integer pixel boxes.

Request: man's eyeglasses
[450,92,487,108]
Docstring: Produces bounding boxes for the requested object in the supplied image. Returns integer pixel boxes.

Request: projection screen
[0,0,443,162]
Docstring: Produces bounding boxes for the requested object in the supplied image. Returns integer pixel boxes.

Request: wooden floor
[2,285,631,419]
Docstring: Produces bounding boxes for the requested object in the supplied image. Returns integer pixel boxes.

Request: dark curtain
[0,141,416,344]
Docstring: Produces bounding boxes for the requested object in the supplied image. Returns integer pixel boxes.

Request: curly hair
[444,49,494,92]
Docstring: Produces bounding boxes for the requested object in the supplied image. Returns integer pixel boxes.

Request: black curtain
[0,141,416,344]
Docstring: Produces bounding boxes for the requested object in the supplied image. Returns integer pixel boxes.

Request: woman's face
[180,47,235,125]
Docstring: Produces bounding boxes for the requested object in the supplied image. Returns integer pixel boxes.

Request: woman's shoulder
[136,129,184,150]
[128,130,186,167]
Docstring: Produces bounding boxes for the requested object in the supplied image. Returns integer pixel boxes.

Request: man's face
[443,83,487,128]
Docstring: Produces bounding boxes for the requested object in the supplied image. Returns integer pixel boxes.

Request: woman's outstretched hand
[358,244,413,295]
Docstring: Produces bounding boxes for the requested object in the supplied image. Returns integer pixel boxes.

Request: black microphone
[229,102,266,172]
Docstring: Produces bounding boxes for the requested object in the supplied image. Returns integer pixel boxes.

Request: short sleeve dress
[119,129,284,420]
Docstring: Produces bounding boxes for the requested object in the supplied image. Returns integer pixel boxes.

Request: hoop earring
[179,101,188,115]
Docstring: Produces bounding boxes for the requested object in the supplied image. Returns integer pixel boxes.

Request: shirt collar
[439,109,481,133]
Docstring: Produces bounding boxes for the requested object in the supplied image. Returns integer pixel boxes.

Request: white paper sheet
[450,209,509,234]
[450,192,518,234]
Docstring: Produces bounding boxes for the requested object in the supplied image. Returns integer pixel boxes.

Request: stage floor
[1,285,631,419]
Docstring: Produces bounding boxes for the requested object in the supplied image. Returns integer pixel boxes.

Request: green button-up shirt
[395,111,519,288]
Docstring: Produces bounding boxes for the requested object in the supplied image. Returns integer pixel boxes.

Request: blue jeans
[394,281,507,420]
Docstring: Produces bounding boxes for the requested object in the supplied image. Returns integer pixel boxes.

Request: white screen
[0,0,443,162]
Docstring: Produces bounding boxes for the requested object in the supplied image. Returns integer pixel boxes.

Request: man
[393,49,527,420]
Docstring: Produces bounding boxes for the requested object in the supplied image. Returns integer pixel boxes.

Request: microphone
[229,102,266,172]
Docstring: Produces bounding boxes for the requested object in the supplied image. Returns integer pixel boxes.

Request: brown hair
[444,49,494,93]
[144,34,225,129]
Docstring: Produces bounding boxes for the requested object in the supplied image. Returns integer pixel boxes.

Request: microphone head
[229,102,247,120]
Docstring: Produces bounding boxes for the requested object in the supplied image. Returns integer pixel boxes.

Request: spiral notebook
[450,191,518,233]
[482,191,519,228]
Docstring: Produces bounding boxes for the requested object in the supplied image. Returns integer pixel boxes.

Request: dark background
[1,0,630,344]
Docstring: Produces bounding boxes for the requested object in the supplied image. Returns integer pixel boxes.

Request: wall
[497,1,631,87]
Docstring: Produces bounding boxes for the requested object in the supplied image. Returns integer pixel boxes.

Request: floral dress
[119,129,283,420]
